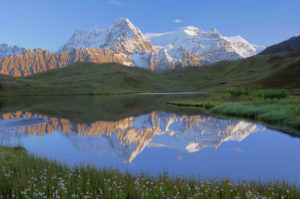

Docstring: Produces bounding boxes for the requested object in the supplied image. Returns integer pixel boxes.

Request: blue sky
[1,0,299,51]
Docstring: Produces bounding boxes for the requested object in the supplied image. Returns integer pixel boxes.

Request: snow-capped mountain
[0,18,263,76]
[224,35,265,57]
[60,19,262,68]
[146,26,263,62]
[131,45,208,71]
[58,26,104,52]
[59,18,154,55]
[0,43,26,58]
[58,18,206,71]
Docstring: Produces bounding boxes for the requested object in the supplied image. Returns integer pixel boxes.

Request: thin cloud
[108,0,122,6]
[229,147,245,153]
[174,19,182,23]
[177,156,183,160]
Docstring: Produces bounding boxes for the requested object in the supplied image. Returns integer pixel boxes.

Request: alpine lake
[0,93,299,185]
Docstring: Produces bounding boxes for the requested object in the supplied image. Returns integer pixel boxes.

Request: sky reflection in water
[0,110,299,185]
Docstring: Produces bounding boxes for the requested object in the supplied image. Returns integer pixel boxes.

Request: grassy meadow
[0,49,299,96]
[211,98,300,131]
[168,88,300,134]
[1,146,299,199]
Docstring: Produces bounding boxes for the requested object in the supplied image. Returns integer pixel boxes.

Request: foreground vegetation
[1,146,299,199]
[0,49,299,96]
[168,89,300,133]
[211,98,300,132]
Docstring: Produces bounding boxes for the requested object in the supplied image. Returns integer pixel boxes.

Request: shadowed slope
[259,36,300,55]
[0,49,299,96]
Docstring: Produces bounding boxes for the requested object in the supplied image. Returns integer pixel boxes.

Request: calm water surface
[0,95,299,184]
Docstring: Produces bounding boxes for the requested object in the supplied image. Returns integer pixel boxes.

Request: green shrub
[258,89,289,99]
[202,101,215,109]
[226,87,249,98]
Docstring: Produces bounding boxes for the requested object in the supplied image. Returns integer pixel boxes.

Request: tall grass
[0,146,299,199]
[167,93,300,132]
[211,98,300,131]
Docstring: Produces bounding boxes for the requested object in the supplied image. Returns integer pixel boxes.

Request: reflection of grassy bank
[0,94,206,123]
[168,90,300,133]
[1,146,299,199]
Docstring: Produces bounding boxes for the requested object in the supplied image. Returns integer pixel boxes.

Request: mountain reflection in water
[0,111,259,163]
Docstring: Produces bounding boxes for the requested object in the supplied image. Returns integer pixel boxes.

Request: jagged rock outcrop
[0,47,133,76]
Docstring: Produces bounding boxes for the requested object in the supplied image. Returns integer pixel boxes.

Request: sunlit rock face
[0,18,263,76]
[0,47,133,77]
[0,111,259,162]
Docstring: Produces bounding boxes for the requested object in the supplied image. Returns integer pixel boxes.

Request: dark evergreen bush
[258,89,289,99]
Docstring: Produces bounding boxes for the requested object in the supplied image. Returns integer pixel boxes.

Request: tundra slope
[0,48,299,96]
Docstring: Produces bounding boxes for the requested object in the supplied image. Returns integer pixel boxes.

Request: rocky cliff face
[1,111,259,162]
[0,47,133,76]
[131,45,208,71]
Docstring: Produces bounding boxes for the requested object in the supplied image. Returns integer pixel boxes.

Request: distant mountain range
[0,18,264,76]
[259,36,300,55]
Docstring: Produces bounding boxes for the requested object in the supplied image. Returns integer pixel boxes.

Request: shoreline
[167,98,300,136]
[1,146,299,198]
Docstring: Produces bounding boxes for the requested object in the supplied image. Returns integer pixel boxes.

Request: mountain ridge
[1,48,299,96]
[259,35,300,55]
[145,26,263,61]
[0,18,264,76]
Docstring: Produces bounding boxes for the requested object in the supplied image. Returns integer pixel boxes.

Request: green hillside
[0,49,299,96]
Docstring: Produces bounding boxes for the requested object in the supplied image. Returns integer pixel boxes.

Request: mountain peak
[88,25,102,33]
[181,26,202,36]
[113,18,134,26]
[211,27,218,33]
[51,18,264,73]
[107,17,141,38]
[183,26,200,31]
